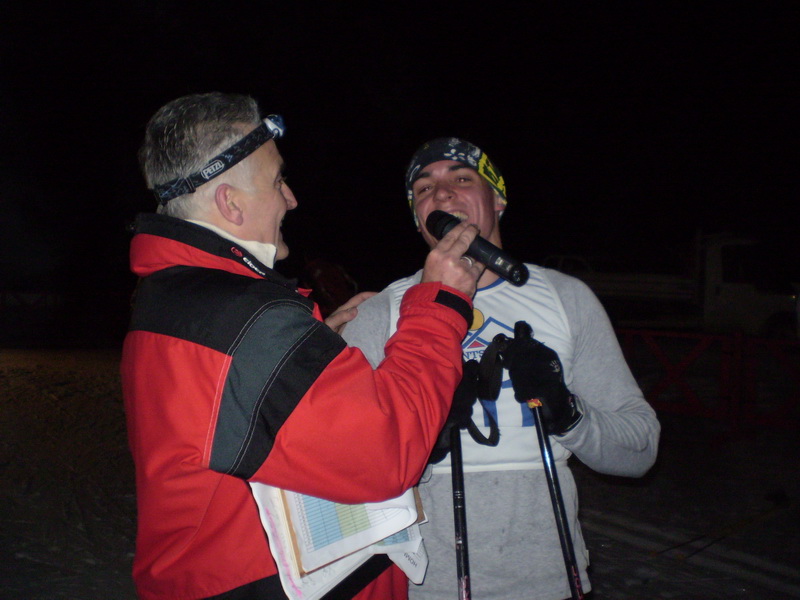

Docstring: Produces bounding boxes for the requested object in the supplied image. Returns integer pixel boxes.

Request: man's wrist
[554,393,584,435]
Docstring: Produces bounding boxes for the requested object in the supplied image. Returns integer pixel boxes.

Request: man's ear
[214,184,244,226]
[494,192,506,219]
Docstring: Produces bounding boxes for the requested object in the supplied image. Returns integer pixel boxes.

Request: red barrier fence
[617,329,800,431]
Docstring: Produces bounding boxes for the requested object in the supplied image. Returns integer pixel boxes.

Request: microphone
[426,210,529,286]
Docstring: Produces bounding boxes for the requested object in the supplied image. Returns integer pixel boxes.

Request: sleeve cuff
[433,289,473,328]
[401,282,474,329]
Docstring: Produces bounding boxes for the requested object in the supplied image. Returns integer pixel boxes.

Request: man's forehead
[250,140,285,176]
[415,161,476,181]
[256,138,281,161]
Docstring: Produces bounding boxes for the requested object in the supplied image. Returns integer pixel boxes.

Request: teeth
[450,212,469,221]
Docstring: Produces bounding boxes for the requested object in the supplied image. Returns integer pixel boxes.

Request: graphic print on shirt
[462,308,534,428]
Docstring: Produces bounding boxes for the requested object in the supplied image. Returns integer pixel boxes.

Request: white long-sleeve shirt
[343,264,660,600]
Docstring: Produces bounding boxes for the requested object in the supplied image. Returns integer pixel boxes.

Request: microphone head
[425,210,461,240]
[425,209,530,287]
[508,264,529,286]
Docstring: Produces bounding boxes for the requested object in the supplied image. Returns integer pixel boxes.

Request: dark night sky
[3,3,799,294]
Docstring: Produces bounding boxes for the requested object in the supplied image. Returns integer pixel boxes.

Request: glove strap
[556,394,584,435]
[477,334,508,400]
[466,409,500,447]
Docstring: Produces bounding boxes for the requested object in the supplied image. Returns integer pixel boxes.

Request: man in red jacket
[122,92,482,600]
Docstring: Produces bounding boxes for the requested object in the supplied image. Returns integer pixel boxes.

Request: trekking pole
[491,327,584,600]
[450,425,471,600]
[444,359,500,600]
[527,400,584,600]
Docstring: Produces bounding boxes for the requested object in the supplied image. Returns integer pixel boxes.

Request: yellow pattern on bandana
[477,154,507,206]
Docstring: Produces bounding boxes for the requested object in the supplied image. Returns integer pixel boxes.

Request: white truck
[543,233,799,339]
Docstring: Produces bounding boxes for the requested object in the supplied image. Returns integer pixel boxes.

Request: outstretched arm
[546,270,661,477]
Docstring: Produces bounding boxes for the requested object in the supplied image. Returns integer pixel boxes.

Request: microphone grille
[425,210,460,240]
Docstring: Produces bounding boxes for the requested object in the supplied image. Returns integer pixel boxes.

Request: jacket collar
[128,213,296,291]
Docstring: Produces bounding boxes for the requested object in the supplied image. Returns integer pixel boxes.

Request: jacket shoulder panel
[129,266,310,352]
[211,299,346,478]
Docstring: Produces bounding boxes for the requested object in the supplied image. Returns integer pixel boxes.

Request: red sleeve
[251,282,470,503]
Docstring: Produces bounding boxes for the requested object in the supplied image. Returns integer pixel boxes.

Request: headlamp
[152,114,286,205]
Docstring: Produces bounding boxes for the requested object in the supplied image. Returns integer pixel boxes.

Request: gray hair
[139,92,261,218]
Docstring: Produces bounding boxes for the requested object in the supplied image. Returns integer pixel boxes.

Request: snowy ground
[574,412,800,599]
[1,349,799,599]
[0,350,136,599]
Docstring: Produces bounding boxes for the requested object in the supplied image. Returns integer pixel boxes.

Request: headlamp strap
[152,115,285,206]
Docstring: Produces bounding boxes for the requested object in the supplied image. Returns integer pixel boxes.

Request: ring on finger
[460,255,475,268]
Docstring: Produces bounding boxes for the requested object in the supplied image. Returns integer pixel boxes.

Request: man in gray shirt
[342,137,660,600]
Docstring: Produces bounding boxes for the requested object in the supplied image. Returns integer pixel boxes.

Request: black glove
[500,321,583,435]
[428,360,480,464]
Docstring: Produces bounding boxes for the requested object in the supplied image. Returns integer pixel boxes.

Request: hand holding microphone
[426,211,529,286]
[420,219,482,298]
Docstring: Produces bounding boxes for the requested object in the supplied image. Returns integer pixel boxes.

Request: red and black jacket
[121,214,471,599]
